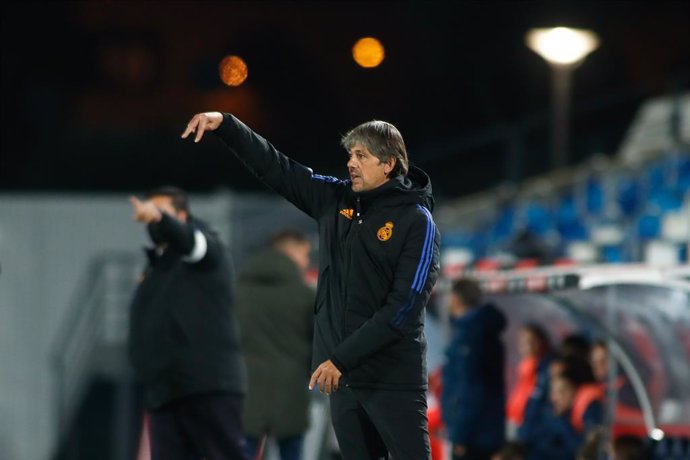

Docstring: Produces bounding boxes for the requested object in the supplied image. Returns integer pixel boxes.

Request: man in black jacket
[128,187,247,460]
[182,112,440,459]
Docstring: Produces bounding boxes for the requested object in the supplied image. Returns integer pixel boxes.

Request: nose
[347,156,357,169]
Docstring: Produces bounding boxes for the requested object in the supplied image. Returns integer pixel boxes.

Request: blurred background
[1,1,689,459]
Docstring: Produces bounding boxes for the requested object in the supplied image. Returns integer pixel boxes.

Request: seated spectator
[612,435,649,460]
[549,354,596,385]
[520,371,603,460]
[560,334,592,363]
[442,278,506,460]
[491,442,526,460]
[576,426,606,460]
[591,341,642,410]
[508,324,552,438]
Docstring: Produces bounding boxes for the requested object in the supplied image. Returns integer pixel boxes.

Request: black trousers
[148,391,248,460]
[330,386,431,460]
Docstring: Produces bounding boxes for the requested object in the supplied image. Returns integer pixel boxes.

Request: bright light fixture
[650,428,665,441]
[219,55,248,87]
[526,27,600,65]
[352,37,385,68]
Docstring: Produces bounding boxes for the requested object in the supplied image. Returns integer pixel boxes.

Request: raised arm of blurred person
[129,192,215,264]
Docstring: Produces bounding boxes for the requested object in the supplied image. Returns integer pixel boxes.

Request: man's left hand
[309,360,342,395]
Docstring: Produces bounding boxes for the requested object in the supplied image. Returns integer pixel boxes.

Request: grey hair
[341,120,409,177]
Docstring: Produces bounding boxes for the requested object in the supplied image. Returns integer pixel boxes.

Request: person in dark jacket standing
[236,230,315,460]
[182,112,441,459]
[441,278,506,460]
[128,187,247,460]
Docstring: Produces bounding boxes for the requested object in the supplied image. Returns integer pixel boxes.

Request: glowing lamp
[526,27,599,66]
[219,55,248,87]
[352,37,385,68]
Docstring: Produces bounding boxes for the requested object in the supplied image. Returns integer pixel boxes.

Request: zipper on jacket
[343,196,362,338]
[355,197,362,224]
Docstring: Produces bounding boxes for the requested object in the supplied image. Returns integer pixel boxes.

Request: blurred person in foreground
[236,230,315,460]
[182,112,440,459]
[441,278,506,460]
[128,187,247,460]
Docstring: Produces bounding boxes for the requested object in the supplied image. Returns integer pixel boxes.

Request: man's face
[347,143,394,192]
[550,377,576,415]
[150,195,187,222]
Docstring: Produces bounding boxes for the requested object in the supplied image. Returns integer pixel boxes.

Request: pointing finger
[181,115,199,139]
[195,117,208,143]
[309,368,320,391]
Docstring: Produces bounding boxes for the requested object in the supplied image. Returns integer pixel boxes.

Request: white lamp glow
[526,27,600,66]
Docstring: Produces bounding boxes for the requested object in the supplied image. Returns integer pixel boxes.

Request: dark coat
[214,114,441,390]
[520,402,603,460]
[236,248,315,438]
[128,213,245,408]
[441,304,506,451]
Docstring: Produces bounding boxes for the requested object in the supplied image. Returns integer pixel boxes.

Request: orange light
[352,37,385,68]
[219,55,248,87]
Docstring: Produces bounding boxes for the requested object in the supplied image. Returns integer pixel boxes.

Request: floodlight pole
[551,64,573,169]
[526,27,600,170]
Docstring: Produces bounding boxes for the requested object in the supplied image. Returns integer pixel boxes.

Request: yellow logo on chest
[377,222,394,241]
[339,208,354,220]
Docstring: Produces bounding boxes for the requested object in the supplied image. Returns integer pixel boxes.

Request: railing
[51,251,140,443]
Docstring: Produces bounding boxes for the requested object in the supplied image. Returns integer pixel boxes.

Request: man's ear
[178,210,189,222]
[384,157,397,176]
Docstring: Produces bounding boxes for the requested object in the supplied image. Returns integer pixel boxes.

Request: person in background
[520,369,603,460]
[560,334,592,363]
[576,425,606,460]
[441,278,506,460]
[508,324,552,439]
[612,435,649,460]
[591,341,644,411]
[128,187,247,460]
[236,230,315,460]
[490,442,525,460]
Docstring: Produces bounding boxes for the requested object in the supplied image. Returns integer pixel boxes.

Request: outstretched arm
[182,112,343,218]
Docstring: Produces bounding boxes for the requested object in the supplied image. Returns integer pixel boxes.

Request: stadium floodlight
[526,27,599,66]
[525,27,600,169]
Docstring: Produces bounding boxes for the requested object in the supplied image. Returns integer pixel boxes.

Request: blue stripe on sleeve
[414,206,436,292]
[312,173,340,183]
[392,292,417,328]
[411,205,434,292]
[390,206,437,329]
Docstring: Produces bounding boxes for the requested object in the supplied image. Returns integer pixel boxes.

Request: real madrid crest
[377,222,394,241]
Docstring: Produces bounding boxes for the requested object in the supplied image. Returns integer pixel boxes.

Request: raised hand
[129,196,163,223]
[181,112,224,143]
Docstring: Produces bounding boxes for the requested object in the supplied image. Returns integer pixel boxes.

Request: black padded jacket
[214,113,440,390]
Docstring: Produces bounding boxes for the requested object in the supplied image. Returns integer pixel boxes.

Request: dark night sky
[1,1,689,199]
